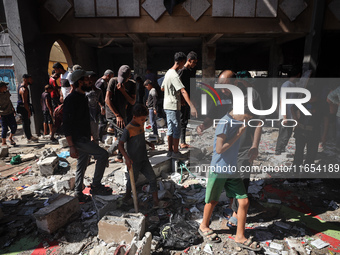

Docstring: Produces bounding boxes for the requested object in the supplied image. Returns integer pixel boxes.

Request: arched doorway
[48,40,73,74]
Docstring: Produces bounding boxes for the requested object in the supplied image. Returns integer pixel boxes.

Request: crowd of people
[0,51,339,251]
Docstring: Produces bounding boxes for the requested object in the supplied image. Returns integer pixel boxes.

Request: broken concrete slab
[98,213,145,244]
[0,145,9,157]
[129,232,152,255]
[20,153,36,162]
[63,242,85,254]
[37,156,59,176]
[34,194,80,234]
[59,138,68,148]
[92,194,120,219]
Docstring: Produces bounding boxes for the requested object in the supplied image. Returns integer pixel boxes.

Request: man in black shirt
[63,69,111,203]
[105,65,136,162]
[178,51,198,148]
[95,69,114,141]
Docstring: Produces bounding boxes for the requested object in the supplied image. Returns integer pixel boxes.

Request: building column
[4,0,53,135]
[302,0,326,75]
[202,38,216,78]
[268,40,282,78]
[133,42,147,78]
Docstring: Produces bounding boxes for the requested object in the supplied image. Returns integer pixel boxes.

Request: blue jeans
[149,109,158,136]
[74,137,109,194]
[0,113,17,138]
[164,109,181,139]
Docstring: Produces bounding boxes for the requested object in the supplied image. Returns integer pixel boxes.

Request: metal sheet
[74,0,95,17]
[329,0,340,21]
[97,0,118,17]
[182,0,211,21]
[234,0,256,17]
[212,0,233,17]
[142,0,166,21]
[118,0,140,17]
[44,0,71,21]
[280,0,307,21]
[256,0,278,17]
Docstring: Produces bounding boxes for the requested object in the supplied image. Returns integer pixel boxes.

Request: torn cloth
[164,0,186,15]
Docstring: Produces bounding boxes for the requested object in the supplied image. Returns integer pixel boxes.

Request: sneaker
[166,151,172,157]
[172,152,185,160]
[90,184,112,196]
[27,139,34,144]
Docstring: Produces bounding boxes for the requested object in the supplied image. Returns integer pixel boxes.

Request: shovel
[129,165,139,213]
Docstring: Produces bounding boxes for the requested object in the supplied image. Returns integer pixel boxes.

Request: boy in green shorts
[199,109,261,251]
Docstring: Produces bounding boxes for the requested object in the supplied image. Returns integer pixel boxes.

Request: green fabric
[205,171,247,203]
[10,155,21,165]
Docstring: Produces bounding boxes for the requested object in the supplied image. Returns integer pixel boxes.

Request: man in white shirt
[161,52,197,159]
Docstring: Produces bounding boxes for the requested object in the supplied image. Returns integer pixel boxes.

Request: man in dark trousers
[105,65,136,162]
[95,69,114,139]
[178,51,198,148]
[63,69,111,203]
[17,74,38,143]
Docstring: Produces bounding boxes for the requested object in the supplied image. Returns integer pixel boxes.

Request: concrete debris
[0,145,9,157]
[59,137,68,148]
[98,213,146,244]
[34,194,80,234]
[37,156,59,176]
[310,239,330,249]
[129,232,152,255]
[63,242,85,254]
[0,126,339,255]
[92,194,120,219]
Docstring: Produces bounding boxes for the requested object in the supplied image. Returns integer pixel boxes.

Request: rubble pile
[0,126,339,254]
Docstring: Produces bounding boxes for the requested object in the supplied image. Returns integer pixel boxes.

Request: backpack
[159,213,203,250]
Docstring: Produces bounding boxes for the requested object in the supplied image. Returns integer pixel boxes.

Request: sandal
[180,143,190,149]
[90,184,113,195]
[198,228,221,243]
[235,237,261,251]
[9,139,16,146]
[227,216,237,229]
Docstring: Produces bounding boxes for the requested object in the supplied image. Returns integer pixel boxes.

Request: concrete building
[1,0,340,133]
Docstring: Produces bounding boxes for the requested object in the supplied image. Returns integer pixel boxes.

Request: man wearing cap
[63,69,111,203]
[53,62,72,102]
[105,65,136,163]
[0,81,17,146]
[95,69,114,140]
[17,74,38,143]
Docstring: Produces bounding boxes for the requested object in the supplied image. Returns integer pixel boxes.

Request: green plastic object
[10,155,22,165]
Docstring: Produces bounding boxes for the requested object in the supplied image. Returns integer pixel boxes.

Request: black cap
[0,81,9,87]
[22,74,32,79]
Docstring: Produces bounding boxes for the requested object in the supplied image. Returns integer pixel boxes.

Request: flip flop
[227,216,237,229]
[222,207,233,219]
[9,139,16,146]
[236,237,261,251]
[198,228,221,243]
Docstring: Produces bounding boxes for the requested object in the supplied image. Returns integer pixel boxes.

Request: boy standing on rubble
[199,108,261,252]
[118,104,169,209]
